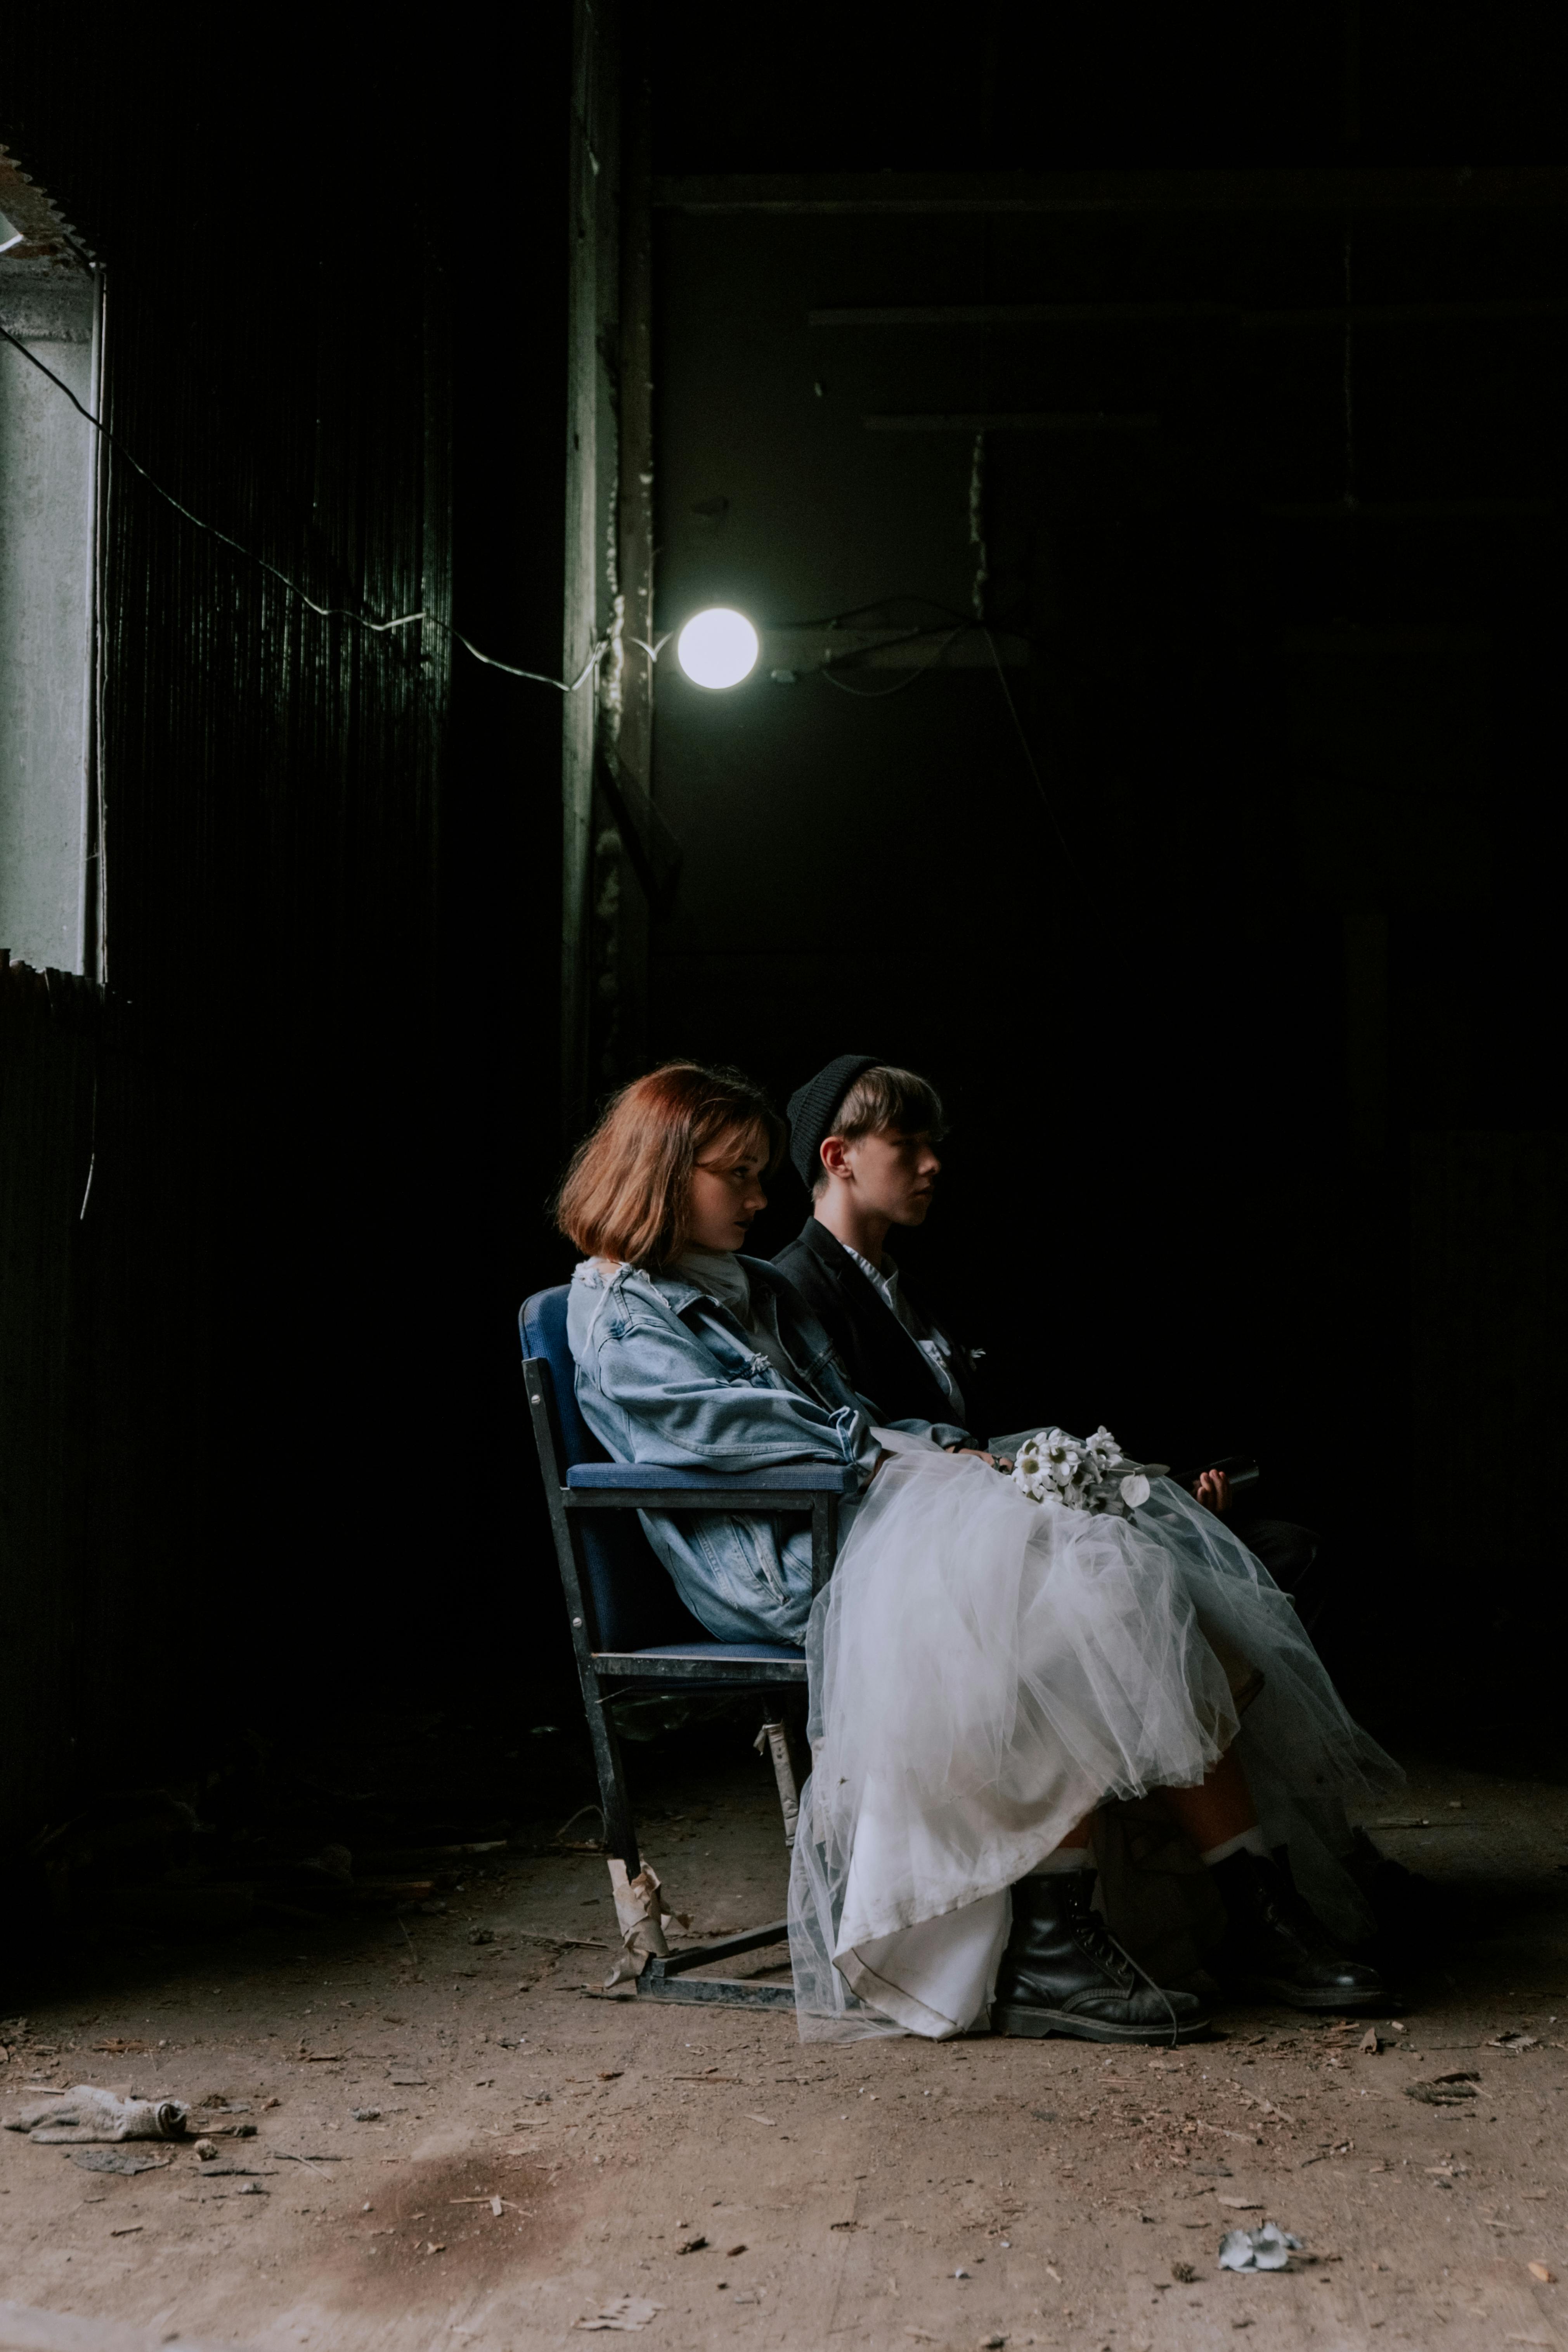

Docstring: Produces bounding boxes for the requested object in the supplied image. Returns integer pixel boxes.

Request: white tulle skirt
[787,1434,1400,2041]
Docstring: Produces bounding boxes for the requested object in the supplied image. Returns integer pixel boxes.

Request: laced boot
[1209,1846,1388,2011]
[992,1870,1211,2045]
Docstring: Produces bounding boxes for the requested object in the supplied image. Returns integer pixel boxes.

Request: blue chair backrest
[521,1285,605,1470]
[521,1284,713,1654]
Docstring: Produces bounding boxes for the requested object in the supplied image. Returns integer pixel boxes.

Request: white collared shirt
[844,1246,967,1417]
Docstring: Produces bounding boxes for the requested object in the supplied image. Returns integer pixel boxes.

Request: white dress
[787,1433,1400,2041]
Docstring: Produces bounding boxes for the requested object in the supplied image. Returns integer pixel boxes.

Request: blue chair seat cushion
[566,1461,858,1493]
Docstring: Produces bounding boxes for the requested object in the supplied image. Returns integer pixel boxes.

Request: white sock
[1028,1846,1093,1875]
[1199,1825,1269,1868]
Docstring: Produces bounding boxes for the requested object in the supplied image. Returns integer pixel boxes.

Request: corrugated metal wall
[0,959,213,1837]
[96,253,450,1031]
[0,219,454,1834]
[1,17,575,1842]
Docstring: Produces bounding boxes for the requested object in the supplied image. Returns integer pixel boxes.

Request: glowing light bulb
[675,608,759,690]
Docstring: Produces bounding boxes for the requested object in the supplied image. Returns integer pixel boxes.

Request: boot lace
[1066,1880,1188,2047]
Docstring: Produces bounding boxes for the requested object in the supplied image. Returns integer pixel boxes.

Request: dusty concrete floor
[5,1751,1568,2351]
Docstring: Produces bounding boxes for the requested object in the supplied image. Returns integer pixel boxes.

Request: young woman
[560,1062,1399,2044]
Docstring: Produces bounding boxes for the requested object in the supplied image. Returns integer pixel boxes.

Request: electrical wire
[0,319,599,690]
[797,603,1086,881]
[818,626,966,697]
[449,626,605,692]
[981,626,1088,890]
[785,591,977,631]
[2,309,1090,821]
[799,601,1088,888]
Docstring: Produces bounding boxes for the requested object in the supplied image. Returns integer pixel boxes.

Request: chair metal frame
[522,1340,852,2009]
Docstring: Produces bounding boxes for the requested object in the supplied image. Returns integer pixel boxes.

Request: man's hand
[1195,1468,1232,1515]
[946,1444,997,1467]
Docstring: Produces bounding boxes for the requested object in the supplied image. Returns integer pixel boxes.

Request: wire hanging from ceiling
[0,319,603,692]
[818,626,967,697]
[2,312,1085,873]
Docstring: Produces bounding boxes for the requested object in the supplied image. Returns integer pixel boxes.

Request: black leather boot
[992,1870,1211,2045]
[1209,1847,1388,2011]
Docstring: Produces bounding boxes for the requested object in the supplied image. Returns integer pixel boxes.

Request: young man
[770,1056,989,1446]
[775,1051,1293,1538]
[774,1054,1418,1981]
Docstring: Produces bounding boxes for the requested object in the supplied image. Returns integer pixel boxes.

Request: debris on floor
[68,2147,174,2174]
[575,2298,663,2331]
[7,1746,1568,2352]
[1218,2223,1303,2271]
[1406,2072,1480,2104]
[4,2086,189,2142]
[604,1859,673,1991]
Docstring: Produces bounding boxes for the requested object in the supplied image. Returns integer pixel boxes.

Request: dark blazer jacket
[771,1217,983,1440]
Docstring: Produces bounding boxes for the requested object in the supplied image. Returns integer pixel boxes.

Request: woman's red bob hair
[555,1062,785,1269]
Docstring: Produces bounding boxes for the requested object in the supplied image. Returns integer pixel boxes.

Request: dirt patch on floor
[317,2147,584,2307]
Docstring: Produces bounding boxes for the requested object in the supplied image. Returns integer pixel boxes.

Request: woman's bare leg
[1156,1750,1261,1858]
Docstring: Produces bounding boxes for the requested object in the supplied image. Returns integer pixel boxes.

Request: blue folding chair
[520,1284,855,2008]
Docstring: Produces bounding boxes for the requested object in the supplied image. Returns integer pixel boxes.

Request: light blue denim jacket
[566,1256,966,1643]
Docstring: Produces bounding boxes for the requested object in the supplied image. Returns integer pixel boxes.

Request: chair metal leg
[579,1664,641,1879]
[637,1920,795,2009]
[523,1340,836,2016]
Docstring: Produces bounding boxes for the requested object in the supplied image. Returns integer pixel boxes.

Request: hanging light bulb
[675,608,760,690]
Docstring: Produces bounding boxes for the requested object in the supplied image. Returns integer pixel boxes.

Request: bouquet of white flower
[1011,1425,1166,1518]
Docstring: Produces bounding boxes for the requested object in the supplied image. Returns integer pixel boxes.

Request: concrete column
[0,261,98,975]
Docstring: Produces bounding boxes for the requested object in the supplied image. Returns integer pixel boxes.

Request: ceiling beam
[655,168,1568,216]
[811,298,1568,329]
[863,411,1159,432]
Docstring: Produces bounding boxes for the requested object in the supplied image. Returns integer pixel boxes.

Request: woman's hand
[1195,1468,1232,1515]
[946,1444,997,1467]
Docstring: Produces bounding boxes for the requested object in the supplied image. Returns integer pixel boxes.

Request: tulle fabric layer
[787,1437,1400,2041]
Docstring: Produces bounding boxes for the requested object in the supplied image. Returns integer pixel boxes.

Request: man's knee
[1235,1516,1320,1596]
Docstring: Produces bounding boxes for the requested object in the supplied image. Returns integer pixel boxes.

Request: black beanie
[785,1054,883,1191]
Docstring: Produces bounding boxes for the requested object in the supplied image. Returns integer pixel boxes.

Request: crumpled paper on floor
[1220,2222,1302,2271]
[4,2085,189,2142]
[575,2296,662,2330]
[602,1861,673,1991]
[70,2146,176,2173]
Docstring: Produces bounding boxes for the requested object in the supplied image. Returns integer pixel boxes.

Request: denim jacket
[566,1256,965,1644]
